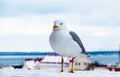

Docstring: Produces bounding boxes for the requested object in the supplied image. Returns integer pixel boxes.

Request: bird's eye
[60,23,63,25]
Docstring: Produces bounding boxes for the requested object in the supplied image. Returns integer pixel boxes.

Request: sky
[0,0,120,52]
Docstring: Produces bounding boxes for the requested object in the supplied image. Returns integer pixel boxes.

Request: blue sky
[0,0,120,51]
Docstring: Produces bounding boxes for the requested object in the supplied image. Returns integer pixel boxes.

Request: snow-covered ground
[0,67,120,77]
[0,54,120,77]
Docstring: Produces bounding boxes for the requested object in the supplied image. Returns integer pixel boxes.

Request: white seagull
[49,20,88,73]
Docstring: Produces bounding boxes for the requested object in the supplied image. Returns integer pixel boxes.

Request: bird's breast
[49,31,82,57]
[49,31,71,49]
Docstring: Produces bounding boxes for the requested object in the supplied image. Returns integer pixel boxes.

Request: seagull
[49,20,88,73]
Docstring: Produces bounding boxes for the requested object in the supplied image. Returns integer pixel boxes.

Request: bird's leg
[69,57,74,73]
[60,57,64,72]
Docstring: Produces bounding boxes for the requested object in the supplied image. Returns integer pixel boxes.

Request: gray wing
[69,31,86,53]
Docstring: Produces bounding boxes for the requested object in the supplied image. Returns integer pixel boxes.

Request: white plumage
[49,20,87,73]
[49,20,86,57]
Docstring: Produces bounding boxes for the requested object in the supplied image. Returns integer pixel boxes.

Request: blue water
[0,51,120,66]
[0,52,55,66]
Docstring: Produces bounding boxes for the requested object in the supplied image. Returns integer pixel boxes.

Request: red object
[91,66,96,70]
[107,67,113,71]
[34,58,43,62]
[114,67,120,72]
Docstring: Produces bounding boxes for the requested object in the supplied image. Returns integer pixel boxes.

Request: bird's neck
[53,28,68,31]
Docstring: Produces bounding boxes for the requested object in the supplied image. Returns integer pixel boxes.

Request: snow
[41,55,70,63]
[1,54,120,77]
[0,68,120,77]
[24,60,35,69]
[22,60,41,70]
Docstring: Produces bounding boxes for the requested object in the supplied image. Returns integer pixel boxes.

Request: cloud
[0,14,53,36]
[1,13,120,36]
[1,0,69,16]
[68,25,120,51]
[0,34,51,51]
[1,0,120,17]
[0,14,53,51]
[1,0,120,26]
[0,13,120,51]
[0,0,120,51]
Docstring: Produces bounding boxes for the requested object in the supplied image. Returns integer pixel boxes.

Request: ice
[1,53,120,77]
[0,68,120,77]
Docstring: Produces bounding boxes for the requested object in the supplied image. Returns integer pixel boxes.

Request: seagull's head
[53,20,67,30]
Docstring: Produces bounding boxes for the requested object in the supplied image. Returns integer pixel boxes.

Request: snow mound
[0,69,120,77]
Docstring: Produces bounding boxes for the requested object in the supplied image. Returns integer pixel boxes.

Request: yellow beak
[53,24,58,28]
